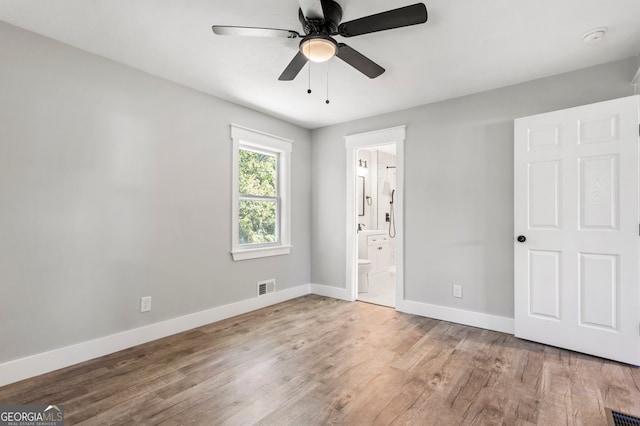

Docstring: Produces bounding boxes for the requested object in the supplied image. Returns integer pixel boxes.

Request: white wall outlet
[452,285,462,298]
[140,296,152,312]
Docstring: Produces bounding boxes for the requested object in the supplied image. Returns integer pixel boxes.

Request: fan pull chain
[325,61,330,104]
[307,44,312,94]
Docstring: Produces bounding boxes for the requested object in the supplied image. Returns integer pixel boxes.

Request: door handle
[517,235,526,243]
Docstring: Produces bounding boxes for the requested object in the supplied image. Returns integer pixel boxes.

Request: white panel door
[514,95,640,365]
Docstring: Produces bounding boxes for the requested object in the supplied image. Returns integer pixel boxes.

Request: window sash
[230,124,292,261]
[238,196,280,247]
[238,146,280,247]
[238,147,279,198]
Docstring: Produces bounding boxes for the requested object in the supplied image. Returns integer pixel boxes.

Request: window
[239,148,278,245]
[231,125,292,261]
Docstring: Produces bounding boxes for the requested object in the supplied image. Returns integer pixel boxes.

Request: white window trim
[230,124,292,261]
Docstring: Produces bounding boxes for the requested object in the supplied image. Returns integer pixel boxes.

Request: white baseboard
[0,284,311,387]
[0,285,514,387]
[309,283,351,301]
[396,299,514,334]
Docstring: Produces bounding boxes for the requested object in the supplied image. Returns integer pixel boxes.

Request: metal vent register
[257,279,276,296]
[607,409,640,426]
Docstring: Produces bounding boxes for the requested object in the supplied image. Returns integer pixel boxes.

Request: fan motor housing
[298,0,343,35]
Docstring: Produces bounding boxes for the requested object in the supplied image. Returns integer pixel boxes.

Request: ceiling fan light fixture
[300,37,338,62]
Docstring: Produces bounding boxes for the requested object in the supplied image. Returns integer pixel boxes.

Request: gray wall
[1,18,636,365]
[0,22,311,363]
[311,57,638,318]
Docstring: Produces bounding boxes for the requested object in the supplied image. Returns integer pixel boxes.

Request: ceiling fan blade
[278,51,309,81]
[212,26,300,39]
[338,3,427,37]
[298,0,324,20]
[336,43,385,79]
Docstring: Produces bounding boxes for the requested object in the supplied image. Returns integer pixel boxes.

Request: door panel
[528,124,561,151]
[578,114,618,144]
[579,155,618,230]
[579,252,617,330]
[529,250,561,319]
[514,95,639,365]
[528,161,561,229]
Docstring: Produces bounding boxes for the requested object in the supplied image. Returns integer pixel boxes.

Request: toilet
[358,258,372,292]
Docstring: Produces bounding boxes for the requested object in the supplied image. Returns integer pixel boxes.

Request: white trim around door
[345,126,406,307]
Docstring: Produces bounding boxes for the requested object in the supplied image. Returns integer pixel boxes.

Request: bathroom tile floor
[358,271,395,307]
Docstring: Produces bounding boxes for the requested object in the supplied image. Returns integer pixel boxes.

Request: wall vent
[257,279,276,296]
[606,408,640,426]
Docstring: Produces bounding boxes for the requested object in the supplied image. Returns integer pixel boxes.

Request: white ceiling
[1,1,639,129]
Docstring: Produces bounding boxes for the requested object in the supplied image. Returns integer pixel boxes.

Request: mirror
[357,176,365,216]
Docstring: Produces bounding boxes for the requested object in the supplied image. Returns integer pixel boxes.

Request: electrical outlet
[452,285,462,298]
[140,296,152,312]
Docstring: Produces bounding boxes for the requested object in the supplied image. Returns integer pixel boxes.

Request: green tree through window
[238,149,278,244]
[230,124,291,261]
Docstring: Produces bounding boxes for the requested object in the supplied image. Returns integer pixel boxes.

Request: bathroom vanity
[358,230,390,275]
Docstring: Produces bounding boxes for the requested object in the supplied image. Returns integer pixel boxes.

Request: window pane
[239,149,277,197]
[239,199,277,244]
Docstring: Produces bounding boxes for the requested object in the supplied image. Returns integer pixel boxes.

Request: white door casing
[514,95,640,365]
[345,126,405,306]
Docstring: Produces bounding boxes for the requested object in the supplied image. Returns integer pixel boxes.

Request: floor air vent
[257,279,276,296]
[607,408,640,426]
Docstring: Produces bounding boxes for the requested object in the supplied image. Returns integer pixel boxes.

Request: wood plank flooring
[1,295,639,425]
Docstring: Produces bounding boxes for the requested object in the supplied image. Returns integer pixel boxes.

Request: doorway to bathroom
[345,126,405,309]
[355,145,397,306]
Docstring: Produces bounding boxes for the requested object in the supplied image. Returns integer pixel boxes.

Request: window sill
[231,245,292,261]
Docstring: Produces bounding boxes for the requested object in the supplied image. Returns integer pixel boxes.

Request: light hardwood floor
[1,295,639,425]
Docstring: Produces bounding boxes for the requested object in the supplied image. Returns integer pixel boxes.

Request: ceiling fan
[212,1,428,81]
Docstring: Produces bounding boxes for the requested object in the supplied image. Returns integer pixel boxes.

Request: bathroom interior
[356,144,396,307]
